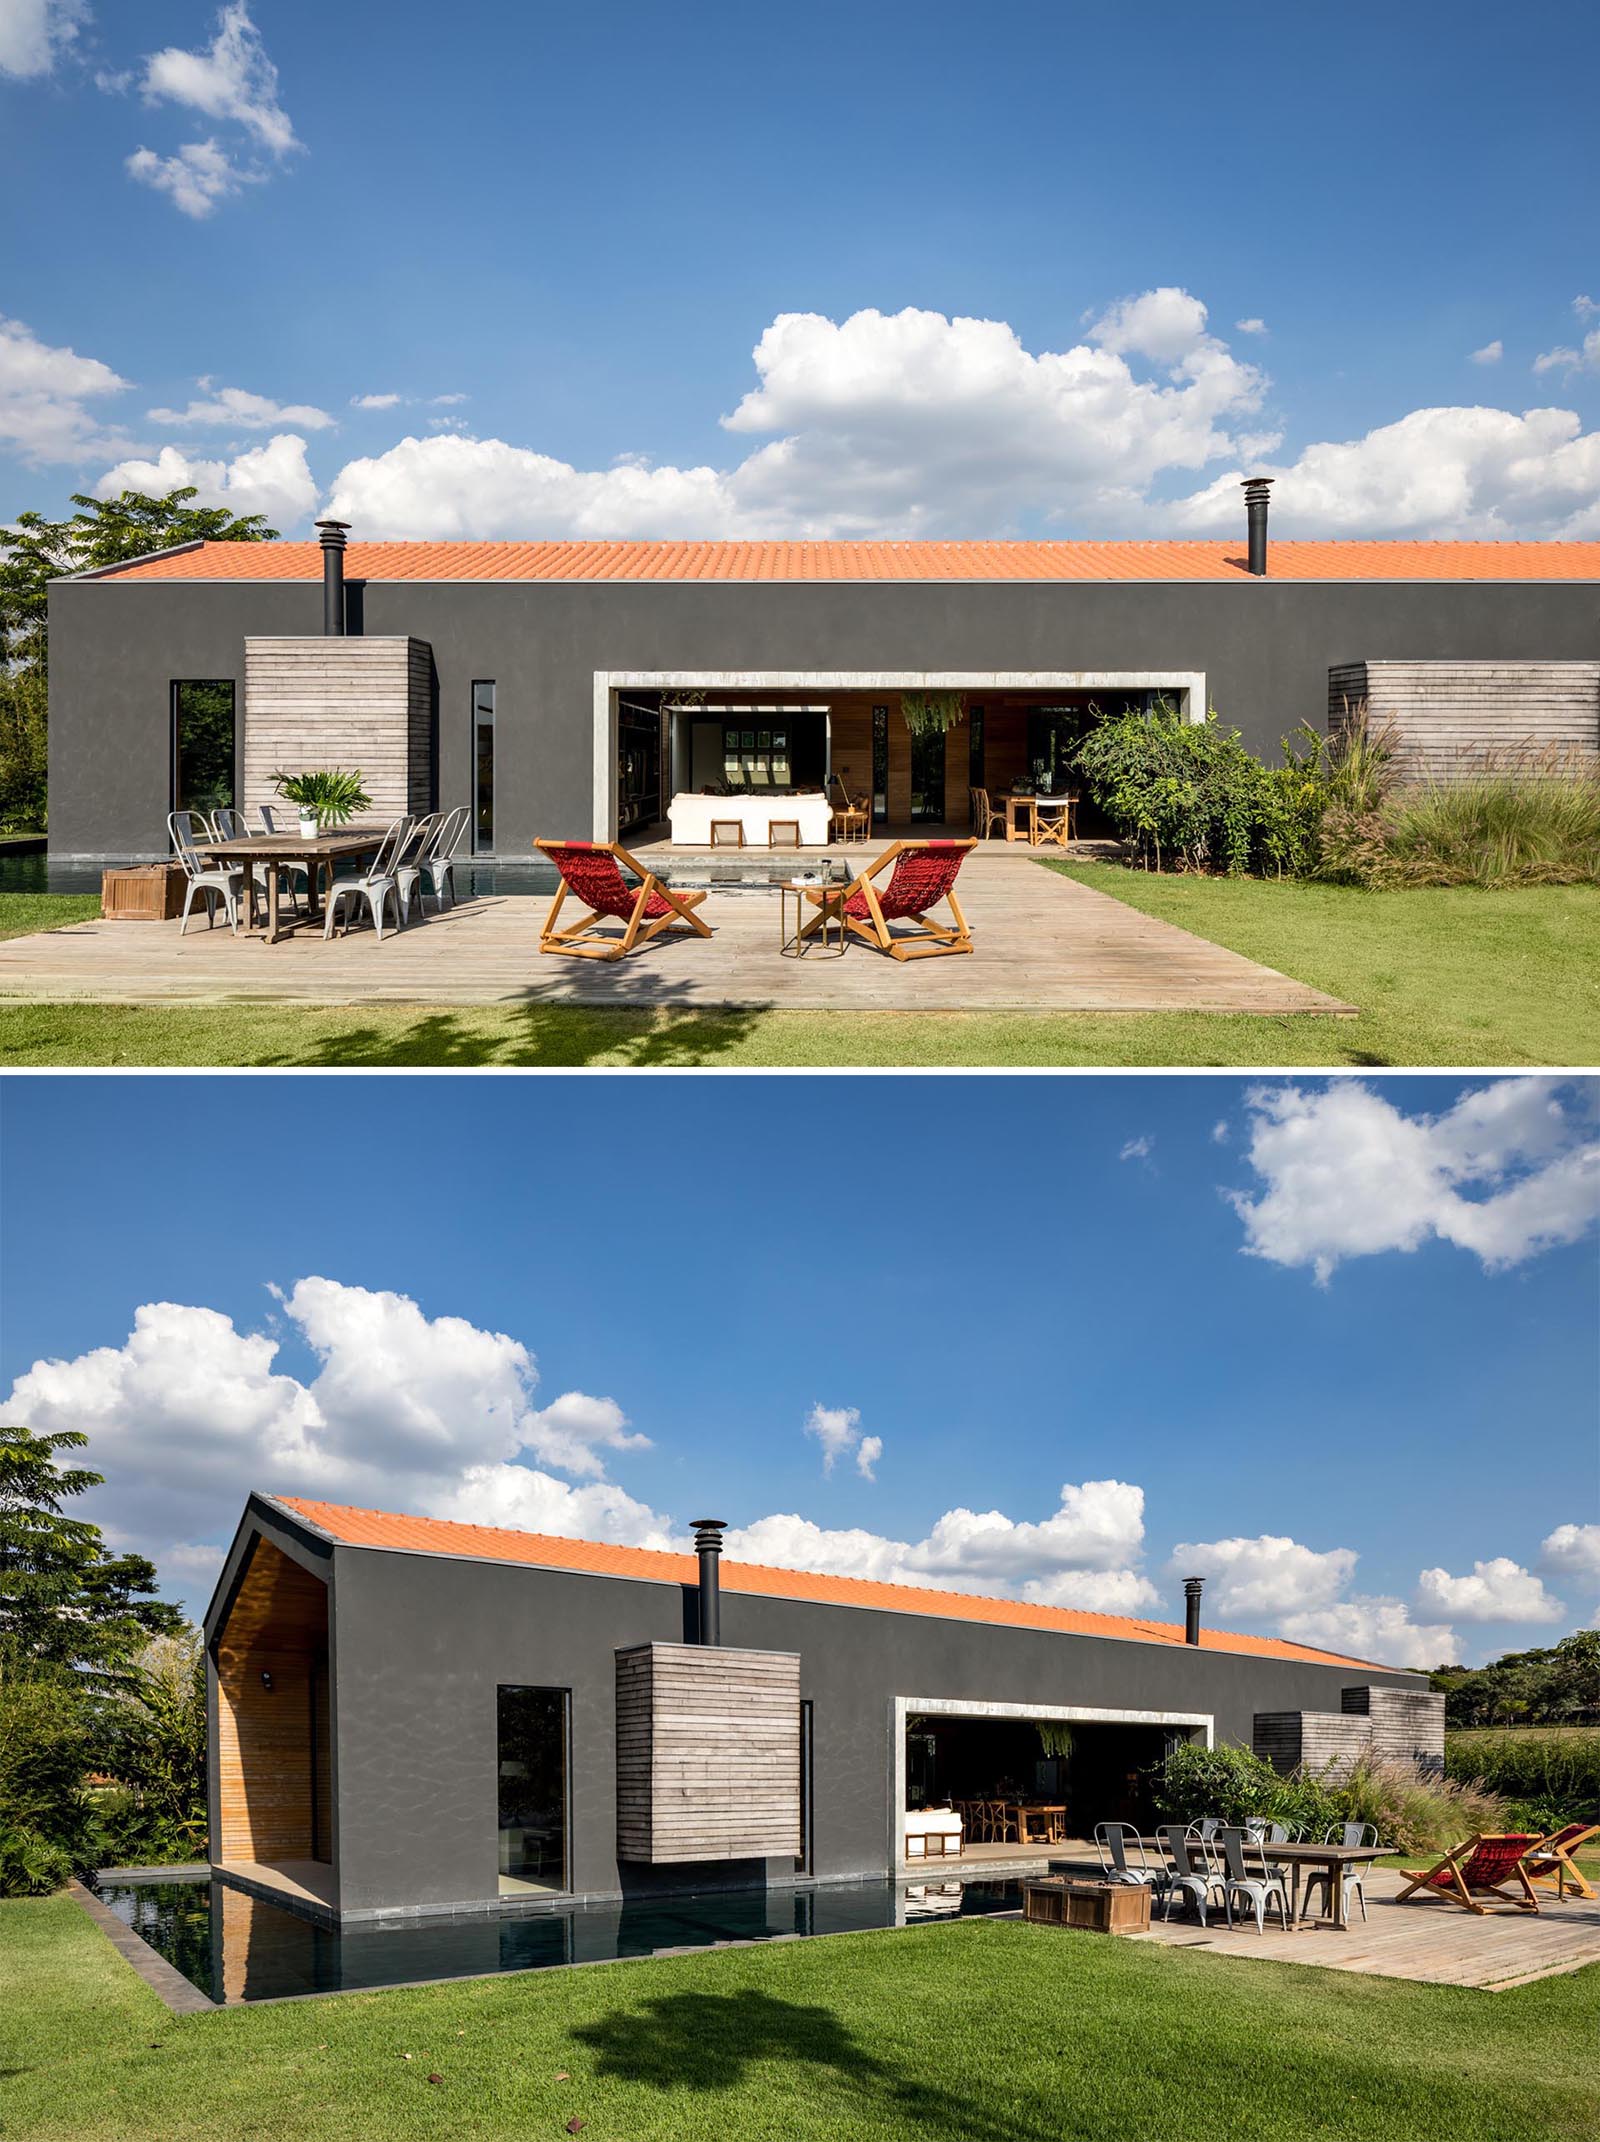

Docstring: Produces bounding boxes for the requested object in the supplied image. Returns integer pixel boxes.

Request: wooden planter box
[101,863,185,921]
[1023,1879,1150,1934]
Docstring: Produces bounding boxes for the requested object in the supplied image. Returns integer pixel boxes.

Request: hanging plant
[900,691,966,738]
[1037,1723,1074,1762]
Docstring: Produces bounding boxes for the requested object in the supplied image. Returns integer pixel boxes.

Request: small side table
[779,878,847,958]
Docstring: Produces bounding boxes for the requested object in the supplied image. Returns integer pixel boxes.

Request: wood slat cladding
[1342,1685,1446,1766]
[616,1642,801,1863]
[1330,660,1600,781]
[214,1539,330,1865]
[1255,1683,1445,1781]
[242,636,434,826]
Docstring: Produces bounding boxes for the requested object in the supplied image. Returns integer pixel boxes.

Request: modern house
[46,493,1600,861]
[204,1492,1442,1924]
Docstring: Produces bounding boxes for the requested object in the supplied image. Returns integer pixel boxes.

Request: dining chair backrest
[257,804,281,834]
[1195,1816,1222,1840]
[1159,1825,1199,1878]
[1243,1816,1271,1840]
[1214,1827,1250,1882]
[1265,1822,1291,1844]
[1095,1822,1135,1878]
[367,817,413,879]
[1343,1822,1378,1849]
[429,804,470,860]
[397,813,439,870]
[167,811,212,879]
[212,807,250,841]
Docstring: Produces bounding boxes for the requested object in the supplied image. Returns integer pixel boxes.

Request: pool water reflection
[96,1874,1022,2004]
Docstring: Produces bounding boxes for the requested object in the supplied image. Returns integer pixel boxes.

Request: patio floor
[1130,1864,1600,1989]
[0,850,1352,1014]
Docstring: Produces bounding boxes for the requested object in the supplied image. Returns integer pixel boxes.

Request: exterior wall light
[260,1670,273,1691]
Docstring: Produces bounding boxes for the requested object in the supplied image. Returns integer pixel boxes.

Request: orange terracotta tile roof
[270,1496,1398,1672]
[88,538,1600,584]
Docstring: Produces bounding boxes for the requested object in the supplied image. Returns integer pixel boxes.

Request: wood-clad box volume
[242,636,435,826]
[615,1642,801,1864]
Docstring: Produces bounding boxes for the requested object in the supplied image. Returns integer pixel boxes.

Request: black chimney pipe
[1241,478,1272,577]
[692,1519,726,1646]
[1183,1576,1204,1646]
[315,519,350,636]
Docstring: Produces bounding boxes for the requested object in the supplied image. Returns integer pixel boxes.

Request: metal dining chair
[169,811,247,935]
[417,805,470,910]
[1214,1827,1293,1934]
[1156,1825,1224,1926]
[1303,1822,1379,1924]
[323,817,410,942]
[394,812,441,925]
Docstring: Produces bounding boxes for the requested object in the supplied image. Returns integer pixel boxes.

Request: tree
[0,486,278,828]
[101,1630,207,1859]
[0,1426,183,1687]
[1430,1631,1600,1729]
[0,488,279,673]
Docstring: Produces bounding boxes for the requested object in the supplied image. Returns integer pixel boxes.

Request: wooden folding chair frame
[1524,1823,1598,1900]
[534,839,712,962]
[1395,1832,1544,1915]
[804,838,976,962]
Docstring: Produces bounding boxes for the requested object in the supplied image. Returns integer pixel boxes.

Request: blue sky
[2,0,1599,539]
[2,1072,1596,1668]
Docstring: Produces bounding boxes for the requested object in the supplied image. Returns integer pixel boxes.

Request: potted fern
[271,767,373,839]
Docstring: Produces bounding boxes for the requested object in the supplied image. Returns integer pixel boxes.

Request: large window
[473,681,496,852]
[171,680,235,818]
[497,1686,568,1894]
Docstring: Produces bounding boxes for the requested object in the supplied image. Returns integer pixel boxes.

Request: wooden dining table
[1001,793,1078,846]
[194,829,387,945]
[1248,1839,1392,1931]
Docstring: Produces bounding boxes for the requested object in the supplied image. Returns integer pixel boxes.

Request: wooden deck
[0,852,1352,1015]
[1129,1865,1600,1989]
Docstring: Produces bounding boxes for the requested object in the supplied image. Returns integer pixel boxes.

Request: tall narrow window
[497,1686,569,1894]
[473,681,496,853]
[968,704,985,792]
[171,680,235,818]
[796,1700,814,1874]
[871,705,889,823]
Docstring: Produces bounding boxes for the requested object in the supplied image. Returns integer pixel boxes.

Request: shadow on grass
[255,1000,767,1067]
[571,1985,1062,2142]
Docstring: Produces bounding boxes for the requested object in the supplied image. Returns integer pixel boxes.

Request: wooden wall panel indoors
[214,1539,331,1866]
[616,1643,801,1864]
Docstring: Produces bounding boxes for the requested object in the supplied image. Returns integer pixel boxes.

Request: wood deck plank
[0,855,1353,1016]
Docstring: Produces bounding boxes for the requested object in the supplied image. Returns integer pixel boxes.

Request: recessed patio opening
[899,1701,1210,1866]
[213,1538,333,1912]
[602,674,1203,845]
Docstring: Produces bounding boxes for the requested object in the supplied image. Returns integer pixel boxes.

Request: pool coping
[68,1878,220,2014]
[78,1873,1024,2011]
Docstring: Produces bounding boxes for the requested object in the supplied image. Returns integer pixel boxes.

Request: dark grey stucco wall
[324,1536,1422,1919]
[48,574,1600,857]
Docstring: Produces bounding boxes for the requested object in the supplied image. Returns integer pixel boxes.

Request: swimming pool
[95,1874,1023,2005]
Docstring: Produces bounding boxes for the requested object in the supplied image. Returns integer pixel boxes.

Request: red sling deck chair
[1524,1822,1599,1900]
[804,837,977,960]
[1396,1832,1544,1915]
[534,840,712,961]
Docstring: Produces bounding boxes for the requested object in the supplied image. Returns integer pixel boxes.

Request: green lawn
[3,1895,1596,2142]
[0,871,1596,1066]
[0,891,100,943]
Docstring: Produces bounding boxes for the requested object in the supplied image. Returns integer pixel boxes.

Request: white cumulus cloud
[138,1,296,154]
[0,313,129,462]
[0,1279,658,1605]
[126,138,254,219]
[1169,1534,1358,1618]
[1533,296,1600,377]
[1469,340,1504,365]
[92,433,316,525]
[804,1401,870,1476]
[855,1435,882,1482]
[148,382,334,430]
[1541,1523,1600,1581]
[0,0,86,77]
[1278,1597,1457,1671]
[1229,1078,1600,1282]
[1415,1558,1565,1624]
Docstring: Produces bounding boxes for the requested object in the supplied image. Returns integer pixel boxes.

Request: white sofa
[668,792,834,847]
[904,1807,965,1860]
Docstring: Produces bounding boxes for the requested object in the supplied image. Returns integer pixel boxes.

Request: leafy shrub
[0,666,48,832]
[96,1633,208,1862]
[1072,704,1267,874]
[1445,1728,1600,1821]
[0,1823,74,1897]
[1149,1740,1506,1854]
[0,1672,95,1888]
